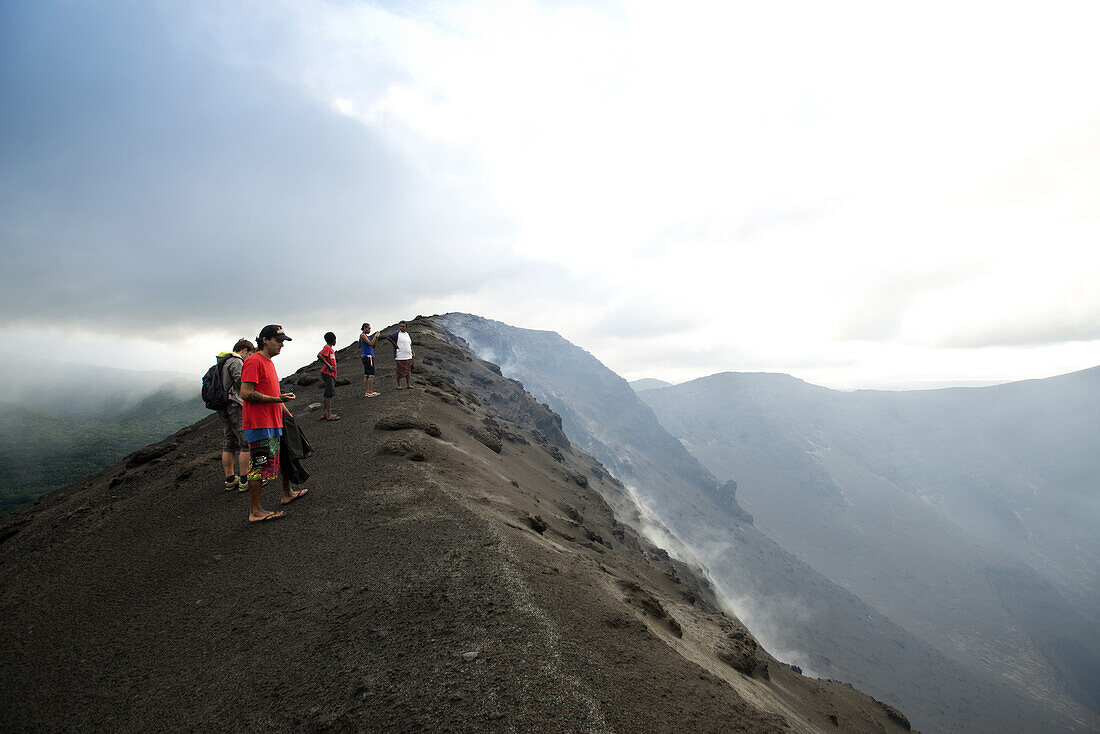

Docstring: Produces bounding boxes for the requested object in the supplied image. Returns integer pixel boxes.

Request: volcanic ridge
[1,316,912,733]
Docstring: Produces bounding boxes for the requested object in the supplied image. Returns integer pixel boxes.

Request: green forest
[0,391,207,514]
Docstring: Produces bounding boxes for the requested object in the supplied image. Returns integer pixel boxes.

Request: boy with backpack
[203,339,255,489]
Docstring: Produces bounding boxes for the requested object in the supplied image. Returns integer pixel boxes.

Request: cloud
[2,1,1099,389]
[588,300,700,339]
[0,1,521,336]
[928,302,1100,350]
[736,201,837,243]
[836,263,989,342]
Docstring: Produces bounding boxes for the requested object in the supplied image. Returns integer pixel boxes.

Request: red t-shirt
[319,344,337,377]
[241,353,283,431]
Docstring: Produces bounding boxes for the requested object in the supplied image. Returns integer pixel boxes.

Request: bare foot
[249,510,285,523]
[281,487,309,505]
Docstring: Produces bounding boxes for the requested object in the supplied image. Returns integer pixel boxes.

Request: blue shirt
[244,426,284,443]
[360,334,375,358]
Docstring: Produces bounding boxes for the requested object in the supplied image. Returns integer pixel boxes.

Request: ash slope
[437,312,1092,734]
[0,317,908,733]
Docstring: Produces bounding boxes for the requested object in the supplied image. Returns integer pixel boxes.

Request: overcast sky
[2,0,1098,390]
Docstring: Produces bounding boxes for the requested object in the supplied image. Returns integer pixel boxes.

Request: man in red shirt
[318,331,339,421]
[240,324,307,522]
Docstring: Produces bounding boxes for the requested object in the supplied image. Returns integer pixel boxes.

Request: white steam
[620,484,820,677]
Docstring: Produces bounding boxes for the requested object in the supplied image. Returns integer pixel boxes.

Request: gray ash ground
[1,317,913,733]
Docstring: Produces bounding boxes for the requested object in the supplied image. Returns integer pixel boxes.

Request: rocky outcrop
[712,479,753,525]
[717,625,764,677]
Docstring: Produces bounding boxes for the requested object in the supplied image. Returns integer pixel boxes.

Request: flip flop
[249,510,285,523]
[325,415,341,421]
[281,488,309,505]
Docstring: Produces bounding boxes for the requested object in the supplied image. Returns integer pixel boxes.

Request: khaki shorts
[219,403,245,452]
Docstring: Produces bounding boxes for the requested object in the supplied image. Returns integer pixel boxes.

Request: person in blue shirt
[359,322,380,397]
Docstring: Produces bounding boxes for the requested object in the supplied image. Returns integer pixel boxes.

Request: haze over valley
[0,361,204,513]
[4,1,1099,730]
[641,369,1100,721]
[443,313,1100,734]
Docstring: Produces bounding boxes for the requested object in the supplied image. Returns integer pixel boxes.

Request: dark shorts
[246,436,281,482]
[361,355,375,376]
[322,373,336,398]
[218,403,245,452]
[395,359,413,379]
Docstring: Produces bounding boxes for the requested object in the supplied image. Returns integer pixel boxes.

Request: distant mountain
[640,370,1100,726]
[437,313,1094,734]
[0,367,206,514]
[0,317,912,733]
[629,378,672,392]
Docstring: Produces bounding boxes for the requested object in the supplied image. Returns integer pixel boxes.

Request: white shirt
[396,332,413,360]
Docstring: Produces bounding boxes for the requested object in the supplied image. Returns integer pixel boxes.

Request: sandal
[249,510,285,523]
[281,488,309,505]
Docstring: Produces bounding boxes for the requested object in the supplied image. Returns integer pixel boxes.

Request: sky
[2,0,1098,390]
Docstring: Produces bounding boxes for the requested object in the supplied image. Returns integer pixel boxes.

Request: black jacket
[279,412,313,485]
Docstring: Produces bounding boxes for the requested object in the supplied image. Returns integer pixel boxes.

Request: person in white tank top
[391,320,415,389]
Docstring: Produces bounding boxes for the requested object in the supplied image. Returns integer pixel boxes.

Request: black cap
[258,324,292,343]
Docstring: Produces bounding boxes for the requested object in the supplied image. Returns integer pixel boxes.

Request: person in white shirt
[388,320,415,389]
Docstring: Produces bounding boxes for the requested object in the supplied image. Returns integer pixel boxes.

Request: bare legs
[221,451,235,479]
[222,450,250,479]
[247,476,285,522]
[280,474,308,505]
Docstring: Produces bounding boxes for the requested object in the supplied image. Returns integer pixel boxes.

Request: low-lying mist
[0,360,205,514]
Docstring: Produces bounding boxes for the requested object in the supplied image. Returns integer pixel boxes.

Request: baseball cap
[258,324,292,343]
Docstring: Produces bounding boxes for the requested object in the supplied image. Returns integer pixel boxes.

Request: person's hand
[280,392,296,402]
